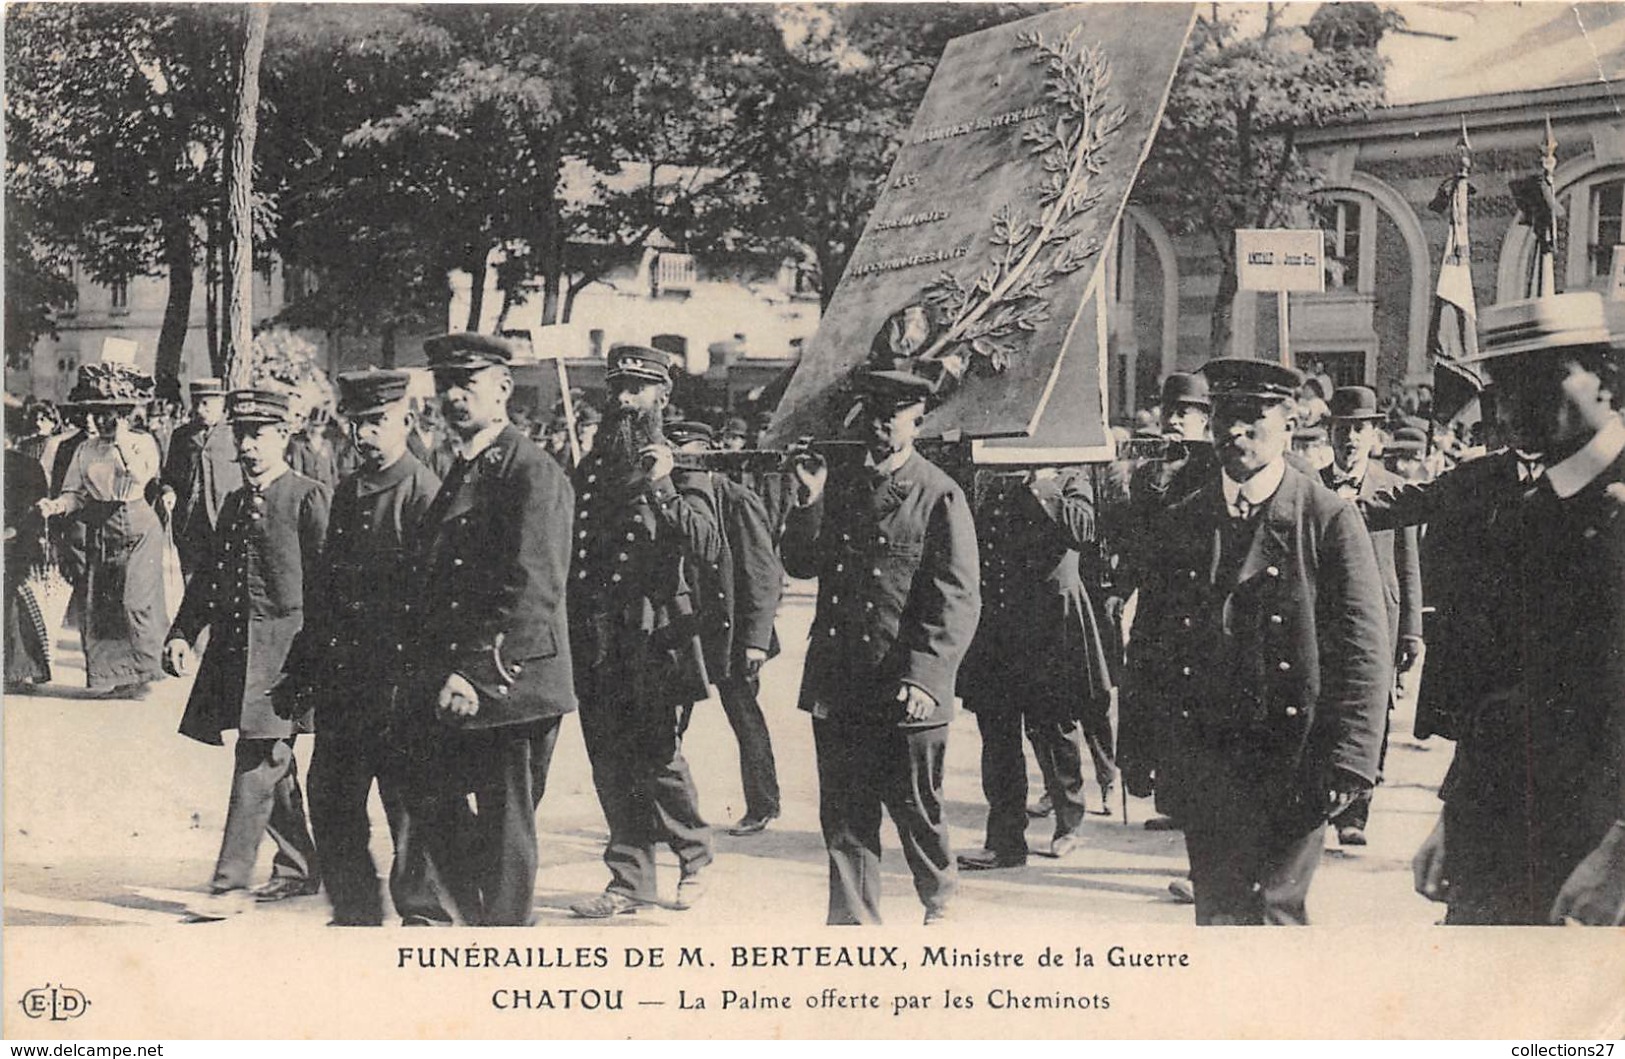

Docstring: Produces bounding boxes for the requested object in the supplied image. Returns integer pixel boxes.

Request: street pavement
[3,582,1451,929]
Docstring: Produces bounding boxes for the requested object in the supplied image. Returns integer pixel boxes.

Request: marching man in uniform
[164,387,328,912]
[782,368,981,925]
[294,369,461,926]
[1127,358,1390,925]
[568,347,719,918]
[408,332,578,927]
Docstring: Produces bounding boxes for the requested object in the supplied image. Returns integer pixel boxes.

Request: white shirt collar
[1221,456,1286,516]
[866,446,913,477]
[454,418,509,461]
[1544,414,1625,499]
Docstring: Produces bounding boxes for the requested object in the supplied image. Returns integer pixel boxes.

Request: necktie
[1232,496,1254,521]
[1518,459,1545,483]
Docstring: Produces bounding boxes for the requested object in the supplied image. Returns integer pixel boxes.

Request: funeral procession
[7,1,1625,936]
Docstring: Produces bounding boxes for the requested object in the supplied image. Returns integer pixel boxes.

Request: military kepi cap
[606,344,674,386]
[337,369,413,417]
[423,331,516,372]
[188,377,226,399]
[1327,385,1383,420]
[1200,357,1305,403]
[227,388,295,426]
[666,420,714,446]
[857,368,935,409]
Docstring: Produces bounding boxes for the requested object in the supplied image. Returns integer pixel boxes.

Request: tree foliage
[1134,4,1393,355]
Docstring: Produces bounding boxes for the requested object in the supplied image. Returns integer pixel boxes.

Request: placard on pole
[1235,228,1326,366]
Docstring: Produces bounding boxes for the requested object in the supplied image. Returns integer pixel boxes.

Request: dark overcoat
[1322,461,1422,656]
[172,470,331,745]
[781,450,981,727]
[691,472,784,681]
[958,466,1115,721]
[1127,465,1391,832]
[415,425,578,727]
[161,419,242,572]
[289,451,441,733]
[568,455,722,708]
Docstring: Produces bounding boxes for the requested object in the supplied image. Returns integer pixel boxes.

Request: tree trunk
[540,269,562,327]
[380,323,396,368]
[463,244,489,332]
[204,208,221,375]
[154,217,194,402]
[221,4,269,389]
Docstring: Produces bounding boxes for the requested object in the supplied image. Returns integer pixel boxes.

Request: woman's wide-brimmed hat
[74,362,156,407]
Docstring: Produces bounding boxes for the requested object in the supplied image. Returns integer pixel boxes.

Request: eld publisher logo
[19,984,90,1021]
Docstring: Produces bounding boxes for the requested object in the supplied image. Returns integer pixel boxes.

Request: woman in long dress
[36,364,170,698]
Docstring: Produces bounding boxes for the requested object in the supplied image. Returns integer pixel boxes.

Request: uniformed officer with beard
[568,346,721,918]
[783,368,981,926]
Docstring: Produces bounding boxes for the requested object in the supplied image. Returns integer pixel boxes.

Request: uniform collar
[1221,456,1285,515]
[245,464,288,493]
[1545,414,1625,499]
[354,450,415,494]
[865,446,913,478]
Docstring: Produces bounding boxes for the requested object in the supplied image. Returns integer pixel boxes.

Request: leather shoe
[1143,815,1182,832]
[1337,825,1368,847]
[923,905,952,926]
[1026,793,1053,818]
[1048,833,1080,859]
[1167,877,1196,904]
[671,870,708,911]
[571,891,644,918]
[253,878,320,902]
[728,813,777,836]
[188,888,255,920]
[957,849,1026,871]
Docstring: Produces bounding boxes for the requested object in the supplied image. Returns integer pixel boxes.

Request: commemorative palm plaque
[768,5,1194,455]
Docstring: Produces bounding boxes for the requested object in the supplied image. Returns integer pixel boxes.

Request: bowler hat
[423,332,516,372]
[1200,357,1305,403]
[1161,372,1211,409]
[1471,292,1610,363]
[606,344,674,386]
[227,388,295,426]
[1327,386,1383,421]
[1386,425,1428,455]
[337,369,412,417]
[188,377,226,400]
[666,420,714,446]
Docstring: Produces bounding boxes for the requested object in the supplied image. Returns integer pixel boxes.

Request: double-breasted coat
[415,425,577,726]
[781,450,981,726]
[1127,465,1392,833]
[289,451,441,730]
[958,466,1115,720]
[172,470,331,745]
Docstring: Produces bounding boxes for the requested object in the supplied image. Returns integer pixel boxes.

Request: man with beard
[164,388,328,913]
[1400,293,1625,926]
[409,332,577,926]
[567,346,720,918]
[782,368,981,925]
[1126,358,1390,925]
[292,369,462,926]
[161,378,241,579]
[1321,385,1423,848]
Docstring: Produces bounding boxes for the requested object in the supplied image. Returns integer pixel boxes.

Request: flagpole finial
[1542,115,1559,177]
[1455,116,1472,176]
